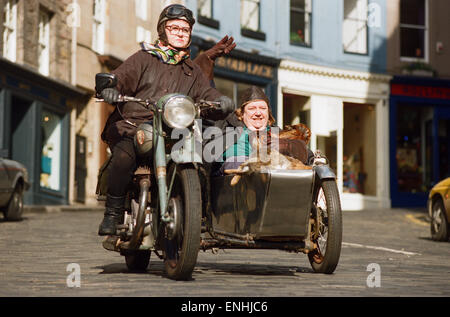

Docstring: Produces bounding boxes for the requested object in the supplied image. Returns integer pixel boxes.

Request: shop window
[343,0,368,55]
[40,110,62,191]
[343,103,376,196]
[400,0,427,60]
[282,93,310,129]
[290,0,312,47]
[241,0,266,41]
[92,0,105,54]
[317,134,337,174]
[214,77,263,108]
[135,0,147,21]
[197,0,220,29]
[38,9,51,76]
[396,104,433,193]
[2,0,17,62]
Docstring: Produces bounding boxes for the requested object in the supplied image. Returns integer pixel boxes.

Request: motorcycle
[95,73,342,280]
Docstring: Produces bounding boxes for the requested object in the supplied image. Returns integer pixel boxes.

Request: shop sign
[215,56,274,79]
[391,84,450,100]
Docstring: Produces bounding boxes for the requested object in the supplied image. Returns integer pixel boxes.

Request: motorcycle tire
[164,166,201,281]
[308,179,342,274]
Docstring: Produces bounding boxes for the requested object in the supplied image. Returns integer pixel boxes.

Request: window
[290,0,312,47]
[343,0,368,54]
[198,0,212,19]
[241,0,266,40]
[2,0,17,62]
[38,10,51,76]
[400,0,427,60]
[136,26,151,44]
[197,0,220,28]
[135,0,147,21]
[214,77,262,109]
[241,0,260,32]
[40,110,63,191]
[92,0,105,54]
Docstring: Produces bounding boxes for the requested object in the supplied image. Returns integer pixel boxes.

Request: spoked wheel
[430,198,449,241]
[163,166,201,281]
[308,179,342,274]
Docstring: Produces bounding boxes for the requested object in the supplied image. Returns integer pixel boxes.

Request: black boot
[98,194,126,236]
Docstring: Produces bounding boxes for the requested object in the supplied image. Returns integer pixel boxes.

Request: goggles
[163,4,195,25]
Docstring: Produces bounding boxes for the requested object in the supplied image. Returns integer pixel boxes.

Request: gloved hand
[216,95,235,115]
[204,36,236,61]
[101,88,120,104]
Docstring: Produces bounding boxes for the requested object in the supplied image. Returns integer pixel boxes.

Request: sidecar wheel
[125,251,151,271]
[164,166,201,281]
[308,180,342,274]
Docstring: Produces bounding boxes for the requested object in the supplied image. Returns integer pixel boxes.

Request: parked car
[0,157,30,221]
[428,177,450,241]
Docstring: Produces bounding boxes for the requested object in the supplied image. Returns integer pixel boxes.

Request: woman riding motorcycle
[97,4,235,236]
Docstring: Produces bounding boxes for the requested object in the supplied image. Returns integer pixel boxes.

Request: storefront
[279,60,392,210]
[389,76,450,207]
[191,36,280,115]
[0,58,85,205]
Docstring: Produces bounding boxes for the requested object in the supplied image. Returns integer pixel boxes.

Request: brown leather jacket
[102,50,223,145]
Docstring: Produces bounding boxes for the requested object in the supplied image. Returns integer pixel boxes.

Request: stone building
[0,0,85,205]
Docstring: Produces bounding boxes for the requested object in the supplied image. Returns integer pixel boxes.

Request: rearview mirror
[95,73,117,94]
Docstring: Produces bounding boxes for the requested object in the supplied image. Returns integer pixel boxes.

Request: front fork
[153,115,171,224]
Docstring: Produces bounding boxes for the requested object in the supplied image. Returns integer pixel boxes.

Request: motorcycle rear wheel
[308,179,342,274]
[164,166,201,281]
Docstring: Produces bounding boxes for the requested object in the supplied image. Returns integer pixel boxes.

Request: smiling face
[242,100,269,131]
[165,19,191,49]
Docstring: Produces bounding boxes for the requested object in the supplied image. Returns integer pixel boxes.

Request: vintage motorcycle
[95,73,342,280]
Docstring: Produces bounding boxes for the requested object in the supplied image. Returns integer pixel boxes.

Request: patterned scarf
[141,40,189,65]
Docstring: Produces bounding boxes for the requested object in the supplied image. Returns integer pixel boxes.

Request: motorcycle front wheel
[308,179,342,274]
[164,166,201,281]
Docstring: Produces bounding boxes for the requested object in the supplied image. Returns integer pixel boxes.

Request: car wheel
[4,184,24,221]
[430,198,449,241]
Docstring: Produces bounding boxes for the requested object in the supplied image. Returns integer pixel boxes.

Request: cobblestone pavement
[0,207,449,297]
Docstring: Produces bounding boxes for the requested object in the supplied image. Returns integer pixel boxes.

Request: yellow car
[428,178,450,241]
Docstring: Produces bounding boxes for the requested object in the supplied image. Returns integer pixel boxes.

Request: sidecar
[202,165,342,274]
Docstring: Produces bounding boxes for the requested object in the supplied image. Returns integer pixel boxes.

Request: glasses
[165,25,191,36]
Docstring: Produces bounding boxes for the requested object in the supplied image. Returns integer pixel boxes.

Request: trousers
[107,137,138,197]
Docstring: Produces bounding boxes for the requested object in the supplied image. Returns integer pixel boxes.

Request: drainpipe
[68,0,78,205]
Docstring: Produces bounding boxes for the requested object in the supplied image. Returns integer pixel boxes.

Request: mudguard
[314,165,336,180]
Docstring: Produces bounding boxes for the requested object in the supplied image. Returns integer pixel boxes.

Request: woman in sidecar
[202,86,343,274]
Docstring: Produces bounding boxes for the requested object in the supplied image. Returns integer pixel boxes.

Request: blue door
[390,98,450,207]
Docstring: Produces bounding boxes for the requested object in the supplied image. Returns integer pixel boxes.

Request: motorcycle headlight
[163,95,196,129]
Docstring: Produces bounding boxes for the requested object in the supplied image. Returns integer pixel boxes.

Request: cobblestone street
[0,207,449,298]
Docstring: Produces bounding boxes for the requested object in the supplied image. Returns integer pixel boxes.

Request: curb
[23,204,104,214]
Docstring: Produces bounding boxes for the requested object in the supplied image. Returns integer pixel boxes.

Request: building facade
[386,0,450,207]
[188,0,391,210]
[0,0,85,205]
